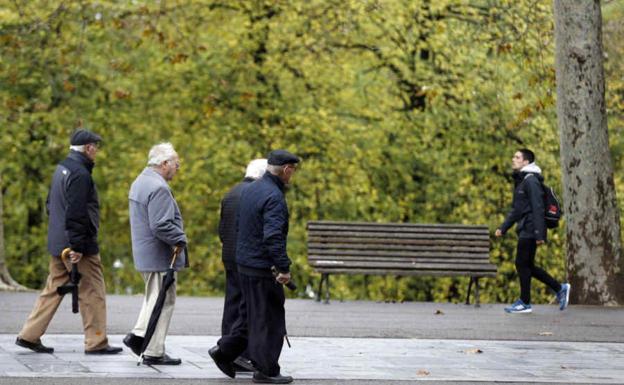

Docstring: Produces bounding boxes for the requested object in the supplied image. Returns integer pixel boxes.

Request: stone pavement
[1,292,623,384]
[1,334,624,383]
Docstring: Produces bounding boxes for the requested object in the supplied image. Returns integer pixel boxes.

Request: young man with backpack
[495,148,570,314]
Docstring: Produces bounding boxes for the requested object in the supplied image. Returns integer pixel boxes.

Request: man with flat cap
[16,129,122,355]
[209,150,299,384]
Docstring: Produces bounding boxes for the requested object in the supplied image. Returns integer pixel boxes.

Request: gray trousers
[132,272,177,357]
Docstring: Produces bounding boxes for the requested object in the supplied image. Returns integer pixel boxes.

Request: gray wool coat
[129,167,187,272]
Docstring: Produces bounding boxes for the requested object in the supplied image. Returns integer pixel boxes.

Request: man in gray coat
[123,142,187,365]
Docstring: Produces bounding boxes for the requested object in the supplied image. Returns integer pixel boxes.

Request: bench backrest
[307,221,496,277]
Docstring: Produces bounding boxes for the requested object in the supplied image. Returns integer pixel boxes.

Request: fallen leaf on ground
[463,348,483,354]
[539,331,553,336]
[417,369,430,376]
[434,309,444,315]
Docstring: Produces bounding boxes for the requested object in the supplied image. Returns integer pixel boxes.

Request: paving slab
[0,334,623,383]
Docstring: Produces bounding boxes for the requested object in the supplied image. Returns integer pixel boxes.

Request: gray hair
[245,159,268,179]
[267,164,286,174]
[69,145,86,152]
[147,142,177,167]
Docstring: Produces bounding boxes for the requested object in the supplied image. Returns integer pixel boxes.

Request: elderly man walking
[210,149,299,384]
[16,129,122,355]
[218,158,267,373]
[123,142,188,365]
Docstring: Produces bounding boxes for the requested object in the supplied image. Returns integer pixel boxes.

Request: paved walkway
[1,292,623,384]
[1,334,623,383]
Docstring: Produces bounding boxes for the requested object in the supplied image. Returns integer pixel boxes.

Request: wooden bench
[306,221,496,306]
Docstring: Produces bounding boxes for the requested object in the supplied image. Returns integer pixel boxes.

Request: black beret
[267,149,300,166]
[70,129,102,145]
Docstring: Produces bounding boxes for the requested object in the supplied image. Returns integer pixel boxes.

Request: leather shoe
[15,337,54,354]
[253,371,293,384]
[142,353,181,365]
[233,356,255,372]
[122,333,144,356]
[85,345,123,355]
[208,345,235,378]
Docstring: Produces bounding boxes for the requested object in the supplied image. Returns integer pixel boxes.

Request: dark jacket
[47,151,100,256]
[219,177,254,270]
[235,173,291,273]
[500,168,546,241]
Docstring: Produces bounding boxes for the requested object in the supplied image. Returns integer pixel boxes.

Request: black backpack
[542,183,562,228]
[524,173,563,228]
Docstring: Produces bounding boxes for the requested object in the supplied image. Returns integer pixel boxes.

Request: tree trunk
[0,174,29,291]
[553,0,624,305]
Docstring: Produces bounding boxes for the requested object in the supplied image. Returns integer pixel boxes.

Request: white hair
[147,142,177,167]
[267,164,286,175]
[245,158,268,179]
[69,145,86,152]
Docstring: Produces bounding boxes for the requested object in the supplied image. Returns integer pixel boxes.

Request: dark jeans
[515,238,562,304]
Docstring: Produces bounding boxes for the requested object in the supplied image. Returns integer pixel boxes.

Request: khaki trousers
[132,271,177,357]
[19,254,109,351]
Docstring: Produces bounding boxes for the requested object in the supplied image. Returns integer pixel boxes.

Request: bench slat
[308,221,488,230]
[308,242,488,252]
[310,259,495,269]
[308,250,489,259]
[313,268,497,277]
[308,224,488,235]
[309,230,489,241]
[309,256,491,264]
[308,237,489,247]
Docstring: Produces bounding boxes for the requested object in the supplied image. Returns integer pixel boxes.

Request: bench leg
[316,273,326,302]
[324,274,330,304]
[465,277,474,305]
[474,277,481,308]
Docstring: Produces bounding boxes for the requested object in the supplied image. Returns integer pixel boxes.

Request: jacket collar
[68,150,94,173]
[143,167,168,184]
[263,172,286,192]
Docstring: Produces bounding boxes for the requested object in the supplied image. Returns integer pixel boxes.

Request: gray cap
[267,149,300,166]
[70,129,102,145]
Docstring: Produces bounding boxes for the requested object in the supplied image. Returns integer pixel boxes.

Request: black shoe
[15,337,54,354]
[233,356,255,372]
[85,345,123,355]
[142,353,182,365]
[208,345,235,378]
[253,371,293,384]
[122,333,144,356]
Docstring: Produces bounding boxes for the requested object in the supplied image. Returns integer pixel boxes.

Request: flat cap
[267,149,300,166]
[70,129,102,145]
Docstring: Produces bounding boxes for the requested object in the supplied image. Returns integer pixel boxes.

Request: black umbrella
[137,246,181,365]
[56,248,81,313]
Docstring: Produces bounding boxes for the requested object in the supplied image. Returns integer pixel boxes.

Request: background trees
[1,1,622,304]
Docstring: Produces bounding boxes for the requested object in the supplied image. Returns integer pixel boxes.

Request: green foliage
[0,0,620,304]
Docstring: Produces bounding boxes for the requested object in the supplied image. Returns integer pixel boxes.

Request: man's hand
[69,250,83,263]
[276,272,291,285]
[495,229,503,237]
[536,240,545,246]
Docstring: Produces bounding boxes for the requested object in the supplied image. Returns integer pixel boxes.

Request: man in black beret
[209,150,299,384]
[16,129,122,355]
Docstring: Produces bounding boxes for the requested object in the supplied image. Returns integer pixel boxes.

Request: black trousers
[217,272,286,377]
[221,269,243,336]
[515,238,561,304]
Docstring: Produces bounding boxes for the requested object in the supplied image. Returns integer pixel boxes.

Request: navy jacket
[235,173,291,273]
[47,151,100,256]
[219,177,254,270]
[500,170,546,241]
